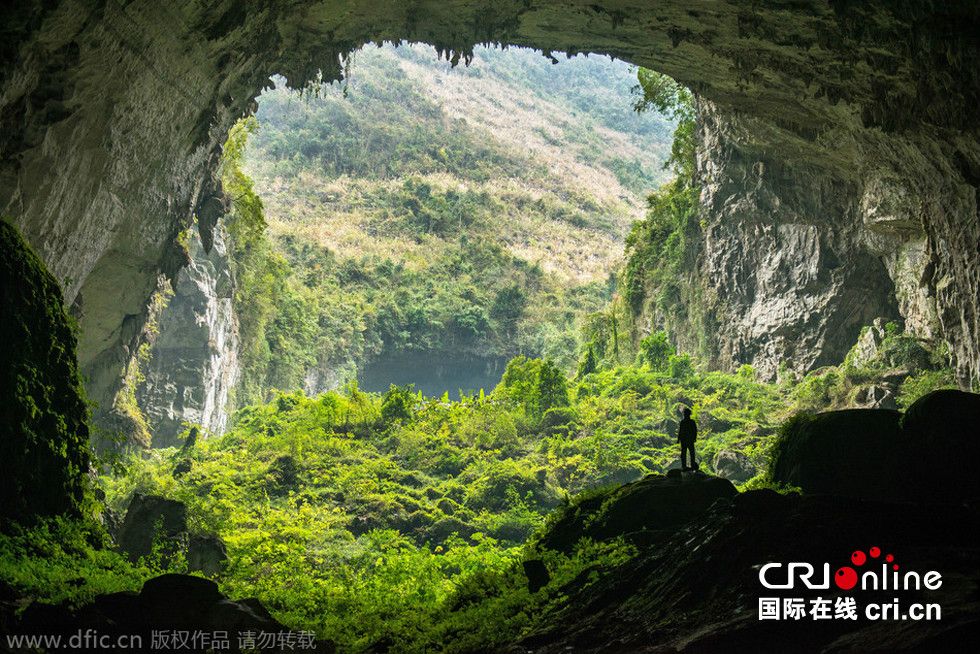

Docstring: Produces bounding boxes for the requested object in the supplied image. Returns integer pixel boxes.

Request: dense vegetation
[4,350,780,651]
[618,69,714,359]
[4,318,953,650]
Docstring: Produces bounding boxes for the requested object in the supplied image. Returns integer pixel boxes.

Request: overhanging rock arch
[2,1,978,439]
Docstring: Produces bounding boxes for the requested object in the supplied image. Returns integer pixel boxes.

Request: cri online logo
[759,546,943,591]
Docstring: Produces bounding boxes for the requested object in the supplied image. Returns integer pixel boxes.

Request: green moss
[0,218,91,522]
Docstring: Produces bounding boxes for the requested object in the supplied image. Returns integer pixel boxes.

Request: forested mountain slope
[240,44,675,397]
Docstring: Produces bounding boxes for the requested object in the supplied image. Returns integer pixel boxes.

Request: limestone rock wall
[1,1,978,445]
[136,223,239,447]
[674,97,977,381]
[670,102,901,378]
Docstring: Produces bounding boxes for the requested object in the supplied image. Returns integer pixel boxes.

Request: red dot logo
[851,550,867,566]
[885,554,894,563]
[869,546,881,558]
[834,566,858,590]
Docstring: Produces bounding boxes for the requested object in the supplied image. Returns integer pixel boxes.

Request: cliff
[136,223,239,447]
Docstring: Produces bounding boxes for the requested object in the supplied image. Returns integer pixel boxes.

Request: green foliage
[0,516,163,608]
[633,69,694,120]
[638,330,674,371]
[576,343,598,378]
[226,44,676,395]
[788,321,957,412]
[668,353,695,380]
[219,119,329,405]
[93,352,789,649]
[621,68,708,360]
[381,385,416,424]
[500,357,570,423]
[897,369,958,410]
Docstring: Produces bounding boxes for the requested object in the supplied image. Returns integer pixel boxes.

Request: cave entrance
[3,2,977,447]
[136,42,680,443]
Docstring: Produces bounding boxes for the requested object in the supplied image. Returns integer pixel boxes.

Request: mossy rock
[0,218,90,522]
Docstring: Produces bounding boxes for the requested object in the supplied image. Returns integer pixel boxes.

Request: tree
[537,359,569,416]
[577,343,598,377]
[491,284,527,333]
[381,384,415,424]
[499,356,568,421]
[639,331,674,371]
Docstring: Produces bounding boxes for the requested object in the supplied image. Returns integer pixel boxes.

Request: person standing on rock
[678,407,697,471]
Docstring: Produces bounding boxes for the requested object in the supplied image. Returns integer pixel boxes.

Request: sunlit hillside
[235,44,676,392]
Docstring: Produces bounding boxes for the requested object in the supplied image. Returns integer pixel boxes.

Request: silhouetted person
[677,408,697,471]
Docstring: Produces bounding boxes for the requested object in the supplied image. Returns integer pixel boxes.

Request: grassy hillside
[237,44,674,399]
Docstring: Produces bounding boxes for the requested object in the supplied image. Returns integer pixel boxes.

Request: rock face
[673,103,901,379]
[1,2,979,443]
[0,219,89,522]
[136,223,239,447]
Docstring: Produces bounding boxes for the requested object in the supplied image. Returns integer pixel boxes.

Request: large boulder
[853,383,898,410]
[902,389,980,500]
[770,391,980,501]
[712,450,756,483]
[0,219,90,523]
[187,534,228,576]
[15,574,321,652]
[117,494,228,574]
[537,473,737,554]
[116,494,188,562]
[769,409,904,499]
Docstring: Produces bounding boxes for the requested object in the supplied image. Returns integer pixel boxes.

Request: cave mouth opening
[135,40,682,442]
[3,5,980,651]
[3,3,976,455]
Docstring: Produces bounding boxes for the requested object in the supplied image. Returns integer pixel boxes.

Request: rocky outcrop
[515,483,980,653]
[769,409,905,500]
[770,390,980,501]
[536,472,737,554]
[10,574,308,653]
[116,493,188,563]
[1,2,979,443]
[116,493,228,574]
[0,218,89,522]
[136,223,239,447]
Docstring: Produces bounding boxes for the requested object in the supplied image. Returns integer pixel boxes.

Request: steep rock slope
[511,481,980,653]
[653,103,901,378]
[135,223,239,446]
